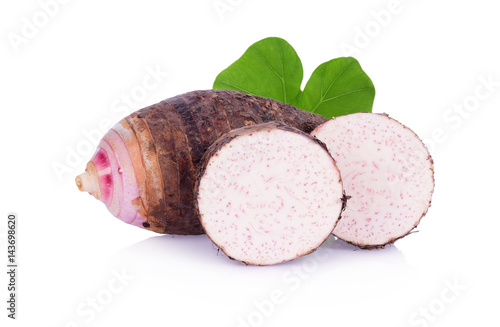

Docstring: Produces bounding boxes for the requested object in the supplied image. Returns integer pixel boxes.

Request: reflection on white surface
[105,235,419,326]
[110,234,410,271]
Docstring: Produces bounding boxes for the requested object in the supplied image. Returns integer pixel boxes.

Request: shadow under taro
[110,233,411,272]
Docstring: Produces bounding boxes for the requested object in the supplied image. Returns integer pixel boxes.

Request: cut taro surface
[311,113,434,248]
[195,122,344,265]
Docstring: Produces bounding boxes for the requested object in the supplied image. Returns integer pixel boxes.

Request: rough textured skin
[312,113,434,248]
[195,122,344,265]
[125,90,328,235]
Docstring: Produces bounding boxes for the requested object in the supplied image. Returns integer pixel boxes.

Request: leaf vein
[311,59,357,113]
[321,88,373,103]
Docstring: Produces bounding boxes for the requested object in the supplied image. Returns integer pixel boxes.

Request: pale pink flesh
[197,128,344,265]
[311,113,434,247]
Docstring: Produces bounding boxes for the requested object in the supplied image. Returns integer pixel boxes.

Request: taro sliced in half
[312,113,434,248]
[195,122,344,265]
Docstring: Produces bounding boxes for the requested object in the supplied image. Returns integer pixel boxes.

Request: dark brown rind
[127,90,328,235]
[194,122,344,265]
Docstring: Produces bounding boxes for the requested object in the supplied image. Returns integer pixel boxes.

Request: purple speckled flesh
[312,113,434,248]
[196,122,344,265]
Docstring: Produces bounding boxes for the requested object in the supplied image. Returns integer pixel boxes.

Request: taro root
[76,90,328,235]
[311,113,434,248]
[195,122,344,265]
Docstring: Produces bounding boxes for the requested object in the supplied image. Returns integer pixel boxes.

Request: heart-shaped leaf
[298,57,375,117]
[213,37,375,118]
[213,37,303,104]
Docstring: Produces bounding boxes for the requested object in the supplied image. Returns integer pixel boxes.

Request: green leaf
[298,57,375,117]
[213,37,303,104]
[213,37,375,118]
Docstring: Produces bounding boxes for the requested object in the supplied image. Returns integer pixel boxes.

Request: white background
[1,0,499,326]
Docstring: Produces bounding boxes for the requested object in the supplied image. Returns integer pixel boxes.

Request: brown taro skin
[127,90,328,235]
